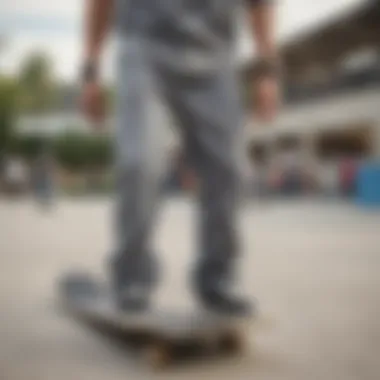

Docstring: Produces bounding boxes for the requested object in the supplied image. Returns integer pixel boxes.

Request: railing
[284,65,380,105]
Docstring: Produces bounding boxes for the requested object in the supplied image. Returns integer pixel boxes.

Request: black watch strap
[255,58,282,80]
[82,61,98,83]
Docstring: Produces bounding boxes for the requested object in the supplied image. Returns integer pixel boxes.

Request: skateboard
[57,272,253,369]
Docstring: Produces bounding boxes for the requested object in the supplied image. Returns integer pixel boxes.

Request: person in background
[340,156,358,197]
[31,150,55,209]
[80,0,281,314]
[4,155,27,195]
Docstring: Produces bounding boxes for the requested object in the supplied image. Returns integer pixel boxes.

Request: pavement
[0,197,380,379]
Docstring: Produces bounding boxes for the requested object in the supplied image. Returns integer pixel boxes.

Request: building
[12,1,380,195]
[243,0,380,194]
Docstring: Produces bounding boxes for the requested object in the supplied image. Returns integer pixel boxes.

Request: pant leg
[110,37,169,291]
[157,64,245,291]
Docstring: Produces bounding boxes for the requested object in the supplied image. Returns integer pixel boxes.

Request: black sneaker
[115,285,151,313]
[197,285,255,317]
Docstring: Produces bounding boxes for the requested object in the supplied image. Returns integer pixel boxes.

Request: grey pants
[110,36,245,293]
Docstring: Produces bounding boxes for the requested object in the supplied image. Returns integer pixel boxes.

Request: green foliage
[0,49,114,172]
[9,134,51,160]
[18,52,58,114]
[0,76,19,157]
[54,131,112,171]
[5,129,112,171]
[54,132,88,170]
[86,134,113,168]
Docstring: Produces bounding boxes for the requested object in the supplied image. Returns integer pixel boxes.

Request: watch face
[83,62,98,82]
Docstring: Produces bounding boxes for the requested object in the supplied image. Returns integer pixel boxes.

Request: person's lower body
[35,180,54,210]
[109,37,252,316]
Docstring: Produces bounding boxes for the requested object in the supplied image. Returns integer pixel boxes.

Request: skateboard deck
[57,272,253,369]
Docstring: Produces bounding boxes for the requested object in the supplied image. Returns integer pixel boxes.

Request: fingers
[80,84,106,125]
[257,95,278,122]
[254,77,280,123]
[254,95,276,122]
[82,95,104,124]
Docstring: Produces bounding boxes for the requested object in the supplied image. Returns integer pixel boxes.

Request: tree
[9,134,50,160]
[86,135,112,169]
[18,52,58,114]
[0,76,19,160]
[54,131,112,172]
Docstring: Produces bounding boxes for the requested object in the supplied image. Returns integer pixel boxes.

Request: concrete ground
[0,197,379,380]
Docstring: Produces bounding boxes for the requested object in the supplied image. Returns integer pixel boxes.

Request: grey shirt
[114,0,270,73]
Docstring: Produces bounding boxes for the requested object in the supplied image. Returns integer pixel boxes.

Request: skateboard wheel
[218,330,245,354]
[144,342,172,370]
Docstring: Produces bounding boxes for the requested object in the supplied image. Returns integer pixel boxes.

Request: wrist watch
[255,57,282,79]
[81,61,98,83]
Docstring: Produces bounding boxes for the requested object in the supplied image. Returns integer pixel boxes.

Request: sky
[0,0,364,82]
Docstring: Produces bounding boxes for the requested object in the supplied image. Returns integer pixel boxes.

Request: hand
[80,81,106,127]
[253,75,280,123]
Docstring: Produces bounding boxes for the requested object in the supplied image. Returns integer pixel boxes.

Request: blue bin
[356,161,380,207]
